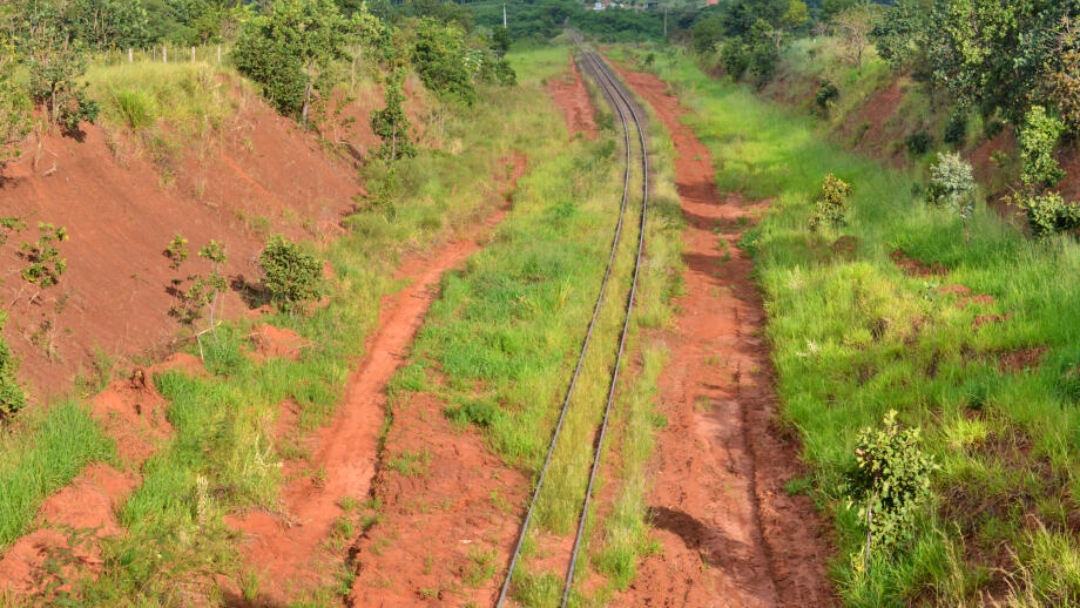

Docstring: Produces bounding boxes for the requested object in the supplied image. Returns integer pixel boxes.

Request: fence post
[128,48,133,63]
[191,46,195,62]
[217,44,222,64]
[163,45,167,64]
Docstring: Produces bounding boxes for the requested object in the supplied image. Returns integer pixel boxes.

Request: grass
[370,46,684,606]
[0,47,591,604]
[624,45,1080,605]
[0,401,114,551]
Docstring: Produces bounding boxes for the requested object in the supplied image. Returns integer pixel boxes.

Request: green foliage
[25,39,99,133]
[814,78,839,113]
[809,173,851,230]
[926,152,975,222]
[231,0,349,126]
[111,87,156,130]
[690,13,725,55]
[259,234,323,315]
[845,411,935,559]
[20,223,69,288]
[1019,105,1065,190]
[942,110,967,147]
[1016,191,1080,239]
[164,234,188,271]
[0,312,26,421]
[903,130,932,156]
[65,0,150,49]
[370,68,416,161]
[0,39,29,165]
[411,18,475,105]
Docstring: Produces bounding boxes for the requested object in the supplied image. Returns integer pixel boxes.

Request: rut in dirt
[226,158,525,605]
[610,62,837,607]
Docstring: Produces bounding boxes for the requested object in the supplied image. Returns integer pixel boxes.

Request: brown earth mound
[547,55,599,141]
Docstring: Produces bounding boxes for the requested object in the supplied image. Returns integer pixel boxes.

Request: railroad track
[496,40,650,607]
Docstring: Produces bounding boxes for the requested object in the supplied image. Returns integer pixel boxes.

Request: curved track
[496,43,650,608]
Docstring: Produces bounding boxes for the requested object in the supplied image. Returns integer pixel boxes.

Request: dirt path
[227,156,527,604]
[612,64,837,607]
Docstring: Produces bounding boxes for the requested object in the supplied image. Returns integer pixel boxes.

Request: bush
[0,313,26,422]
[943,110,967,147]
[809,173,852,231]
[1016,192,1080,239]
[259,234,323,314]
[112,88,157,131]
[844,411,935,562]
[1019,105,1065,190]
[904,131,933,156]
[815,79,839,113]
[926,152,976,233]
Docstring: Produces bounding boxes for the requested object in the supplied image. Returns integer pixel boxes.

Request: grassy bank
[616,47,1080,606]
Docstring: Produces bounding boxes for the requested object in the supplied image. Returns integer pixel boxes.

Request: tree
[845,411,935,569]
[1019,105,1065,191]
[927,152,976,242]
[64,0,150,50]
[259,234,323,315]
[809,173,852,230]
[370,68,415,161]
[232,0,349,128]
[832,3,878,69]
[0,35,29,166]
[411,18,476,105]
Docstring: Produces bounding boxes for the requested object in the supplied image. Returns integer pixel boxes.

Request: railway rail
[496,41,650,607]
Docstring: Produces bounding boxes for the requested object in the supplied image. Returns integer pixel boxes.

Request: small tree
[259,234,323,315]
[1019,105,1066,191]
[370,68,416,161]
[833,3,878,70]
[845,410,935,571]
[166,236,228,359]
[927,152,976,242]
[0,312,25,423]
[1017,192,1080,239]
[0,37,29,165]
[809,173,852,231]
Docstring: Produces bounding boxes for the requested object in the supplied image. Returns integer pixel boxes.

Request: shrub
[20,223,68,288]
[259,234,323,314]
[926,152,975,239]
[815,79,839,113]
[943,110,967,147]
[809,173,852,231]
[1019,105,1065,190]
[0,312,26,422]
[904,131,933,156]
[844,410,935,565]
[1016,192,1080,239]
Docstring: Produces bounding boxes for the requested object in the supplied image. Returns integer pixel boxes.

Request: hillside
[0,63,405,400]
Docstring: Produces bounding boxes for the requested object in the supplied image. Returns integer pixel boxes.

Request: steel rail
[494,39,644,608]
[561,49,650,608]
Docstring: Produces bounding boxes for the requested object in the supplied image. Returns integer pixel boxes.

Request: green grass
[372,46,684,606]
[0,401,114,551]
[0,48,591,604]
[633,47,1080,605]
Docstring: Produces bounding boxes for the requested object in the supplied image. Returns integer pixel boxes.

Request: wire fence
[92,44,230,68]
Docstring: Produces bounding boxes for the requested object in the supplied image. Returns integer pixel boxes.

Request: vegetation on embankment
[617,47,1080,606]
[0,36,570,608]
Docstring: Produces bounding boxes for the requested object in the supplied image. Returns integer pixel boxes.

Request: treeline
[473,0,663,43]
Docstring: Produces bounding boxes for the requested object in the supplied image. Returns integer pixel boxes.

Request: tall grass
[0,401,114,550]
[621,46,1080,605]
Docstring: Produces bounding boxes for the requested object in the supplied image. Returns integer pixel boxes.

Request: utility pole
[503,3,507,28]
[663,6,667,38]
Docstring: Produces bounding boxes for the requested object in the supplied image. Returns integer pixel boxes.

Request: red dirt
[890,250,948,277]
[249,323,309,362]
[843,77,907,166]
[0,85,362,401]
[998,346,1048,374]
[0,352,189,598]
[546,56,599,141]
[226,155,528,605]
[613,63,836,606]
